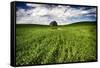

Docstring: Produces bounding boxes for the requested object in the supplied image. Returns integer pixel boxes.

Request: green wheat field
[16,22,97,65]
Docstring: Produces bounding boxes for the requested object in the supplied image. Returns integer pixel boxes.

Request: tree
[49,21,58,26]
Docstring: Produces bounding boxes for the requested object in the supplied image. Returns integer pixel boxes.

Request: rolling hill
[16,21,97,66]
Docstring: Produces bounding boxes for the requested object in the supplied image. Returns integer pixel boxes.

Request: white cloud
[26,3,44,7]
[32,7,49,16]
[16,3,96,25]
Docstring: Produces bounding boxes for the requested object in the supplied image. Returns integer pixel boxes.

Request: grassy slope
[16,22,97,65]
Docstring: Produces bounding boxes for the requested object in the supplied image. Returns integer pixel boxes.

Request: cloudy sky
[16,2,97,25]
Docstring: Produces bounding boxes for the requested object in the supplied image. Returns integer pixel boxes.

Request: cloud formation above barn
[16,2,96,25]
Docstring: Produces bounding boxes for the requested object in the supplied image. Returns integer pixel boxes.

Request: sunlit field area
[16,22,97,65]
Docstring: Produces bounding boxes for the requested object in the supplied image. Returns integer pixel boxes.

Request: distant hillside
[67,21,96,26]
[16,21,97,28]
[16,24,50,28]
